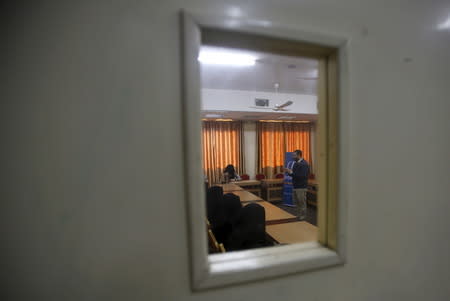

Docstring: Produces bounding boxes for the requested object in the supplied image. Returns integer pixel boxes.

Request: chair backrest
[255,174,265,180]
[275,173,284,179]
[240,174,250,180]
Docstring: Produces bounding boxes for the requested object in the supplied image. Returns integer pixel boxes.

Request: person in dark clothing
[206,186,223,224]
[228,203,271,251]
[285,149,310,220]
[222,164,241,183]
[222,193,242,224]
[206,186,242,245]
[221,193,243,249]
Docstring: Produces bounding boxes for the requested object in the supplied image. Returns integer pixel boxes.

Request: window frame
[180,11,349,290]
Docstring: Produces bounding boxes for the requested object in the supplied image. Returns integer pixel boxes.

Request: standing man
[285,150,310,220]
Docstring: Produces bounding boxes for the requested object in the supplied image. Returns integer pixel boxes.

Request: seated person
[227,203,273,251]
[207,190,243,246]
[221,193,243,249]
[206,186,225,242]
[221,164,241,183]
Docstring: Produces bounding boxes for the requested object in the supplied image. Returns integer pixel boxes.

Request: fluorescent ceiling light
[198,49,256,66]
[278,116,296,120]
[204,113,223,118]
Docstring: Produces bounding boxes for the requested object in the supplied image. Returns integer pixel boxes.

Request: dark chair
[255,174,266,180]
[240,174,250,180]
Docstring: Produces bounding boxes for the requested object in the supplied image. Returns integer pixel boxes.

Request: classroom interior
[201,45,321,254]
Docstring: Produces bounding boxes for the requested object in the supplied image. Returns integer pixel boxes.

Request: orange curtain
[202,121,243,184]
[257,122,312,178]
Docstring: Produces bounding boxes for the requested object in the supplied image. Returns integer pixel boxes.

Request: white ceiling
[200,46,318,121]
[200,46,318,95]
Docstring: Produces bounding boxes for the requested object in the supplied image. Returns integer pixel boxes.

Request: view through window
[200,45,321,254]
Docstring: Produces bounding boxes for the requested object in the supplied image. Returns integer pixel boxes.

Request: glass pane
[199,44,321,254]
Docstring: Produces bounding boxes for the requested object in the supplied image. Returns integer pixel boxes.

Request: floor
[272,201,317,226]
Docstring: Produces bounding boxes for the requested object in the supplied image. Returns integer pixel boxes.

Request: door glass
[200,45,320,254]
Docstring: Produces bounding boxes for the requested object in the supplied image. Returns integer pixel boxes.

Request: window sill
[195,242,343,290]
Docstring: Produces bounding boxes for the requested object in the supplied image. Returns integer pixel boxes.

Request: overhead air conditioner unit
[251,99,293,111]
[255,98,269,107]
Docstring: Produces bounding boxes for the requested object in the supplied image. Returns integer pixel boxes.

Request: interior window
[182,16,341,288]
[200,44,321,254]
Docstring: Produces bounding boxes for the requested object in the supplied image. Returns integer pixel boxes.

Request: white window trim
[180,11,350,290]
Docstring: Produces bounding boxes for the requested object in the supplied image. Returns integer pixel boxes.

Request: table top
[230,190,263,202]
[244,201,297,225]
[261,178,284,185]
[235,180,261,186]
[266,221,318,244]
[213,183,244,192]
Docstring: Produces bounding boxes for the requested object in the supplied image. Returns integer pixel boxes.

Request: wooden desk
[261,178,284,185]
[244,201,297,225]
[235,180,261,187]
[214,183,244,192]
[307,179,318,206]
[235,180,262,197]
[266,221,318,244]
[231,190,263,202]
[261,178,284,202]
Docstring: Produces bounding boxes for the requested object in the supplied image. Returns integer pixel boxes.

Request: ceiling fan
[250,100,293,111]
[249,83,294,111]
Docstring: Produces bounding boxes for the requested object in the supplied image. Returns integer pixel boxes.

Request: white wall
[202,88,317,114]
[3,1,450,300]
[243,121,257,178]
